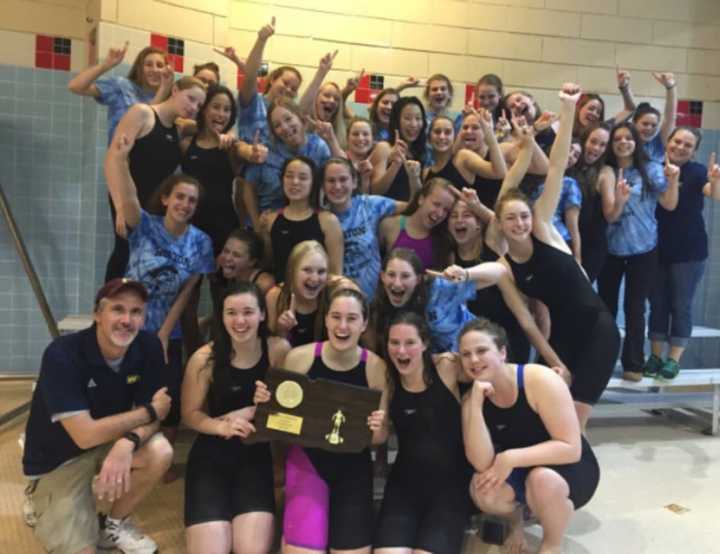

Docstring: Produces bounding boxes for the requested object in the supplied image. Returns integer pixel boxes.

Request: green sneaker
[642,354,663,378]
[658,358,680,380]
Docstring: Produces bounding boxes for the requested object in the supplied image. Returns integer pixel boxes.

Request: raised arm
[239,17,275,106]
[458,108,507,179]
[496,121,535,201]
[533,83,581,227]
[68,42,128,97]
[704,152,720,200]
[298,50,338,117]
[369,137,406,195]
[599,166,629,223]
[104,105,154,231]
[654,72,677,145]
[658,154,680,210]
[614,67,637,123]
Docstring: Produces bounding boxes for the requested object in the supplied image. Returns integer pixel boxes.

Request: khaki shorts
[29,443,112,554]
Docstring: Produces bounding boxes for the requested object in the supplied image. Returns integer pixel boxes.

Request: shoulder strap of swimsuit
[517,364,525,389]
[314,341,323,358]
[399,215,406,230]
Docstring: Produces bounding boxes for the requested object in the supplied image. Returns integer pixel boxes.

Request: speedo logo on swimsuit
[496,424,507,431]
[404,409,416,415]
[525,274,534,282]
[231,385,243,392]
[165,134,176,142]
[127,375,140,384]
[87,378,97,388]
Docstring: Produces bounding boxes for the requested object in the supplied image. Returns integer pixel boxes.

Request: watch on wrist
[123,431,141,452]
[143,402,158,424]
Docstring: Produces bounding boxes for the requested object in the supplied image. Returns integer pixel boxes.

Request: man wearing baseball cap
[22,278,172,554]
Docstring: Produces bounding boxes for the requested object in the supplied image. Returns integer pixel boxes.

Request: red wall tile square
[167,53,183,73]
[151,33,168,50]
[53,54,71,71]
[36,35,53,52]
[35,51,52,69]
[354,88,371,104]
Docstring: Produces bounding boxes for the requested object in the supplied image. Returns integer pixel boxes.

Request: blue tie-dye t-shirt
[606,161,667,256]
[335,195,397,300]
[95,76,155,143]
[244,133,331,212]
[126,210,214,337]
[426,278,478,353]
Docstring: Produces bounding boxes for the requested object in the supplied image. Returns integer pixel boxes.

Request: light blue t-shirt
[243,133,331,212]
[95,76,155,143]
[643,133,665,164]
[523,176,582,241]
[426,278,478,353]
[237,91,271,144]
[126,210,214,337]
[554,176,582,241]
[607,161,667,256]
[335,195,396,300]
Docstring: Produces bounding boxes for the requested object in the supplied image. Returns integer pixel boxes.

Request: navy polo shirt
[656,160,708,264]
[23,326,167,476]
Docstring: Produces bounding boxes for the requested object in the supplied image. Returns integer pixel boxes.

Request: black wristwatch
[123,431,141,452]
[142,403,158,424]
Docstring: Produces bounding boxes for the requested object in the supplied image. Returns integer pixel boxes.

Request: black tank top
[473,174,503,210]
[206,338,269,418]
[307,341,369,387]
[482,365,551,450]
[271,210,325,283]
[505,236,606,329]
[181,138,238,256]
[390,365,467,479]
[304,342,371,478]
[289,309,317,347]
[578,186,607,252]
[386,164,410,201]
[129,108,181,208]
[426,158,472,188]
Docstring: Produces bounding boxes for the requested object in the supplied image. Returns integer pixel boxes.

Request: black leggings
[550,309,620,405]
[598,249,658,372]
[374,469,471,553]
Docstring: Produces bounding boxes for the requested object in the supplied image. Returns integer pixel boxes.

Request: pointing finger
[331,49,339,60]
[448,184,463,199]
[253,129,261,145]
[271,16,276,27]
[709,152,716,168]
[618,168,623,183]
[289,293,296,313]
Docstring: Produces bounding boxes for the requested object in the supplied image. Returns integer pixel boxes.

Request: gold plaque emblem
[276,380,303,409]
[325,410,346,445]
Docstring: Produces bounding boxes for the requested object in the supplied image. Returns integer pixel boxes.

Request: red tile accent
[53,54,71,71]
[167,53,183,73]
[464,83,476,107]
[358,74,370,89]
[36,35,53,52]
[151,33,168,50]
[35,51,52,69]
[354,88,371,104]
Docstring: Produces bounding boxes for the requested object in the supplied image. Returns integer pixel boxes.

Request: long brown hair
[127,46,167,87]
[403,177,456,269]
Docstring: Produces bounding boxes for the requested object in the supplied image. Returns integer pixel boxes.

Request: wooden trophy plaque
[246,367,382,453]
